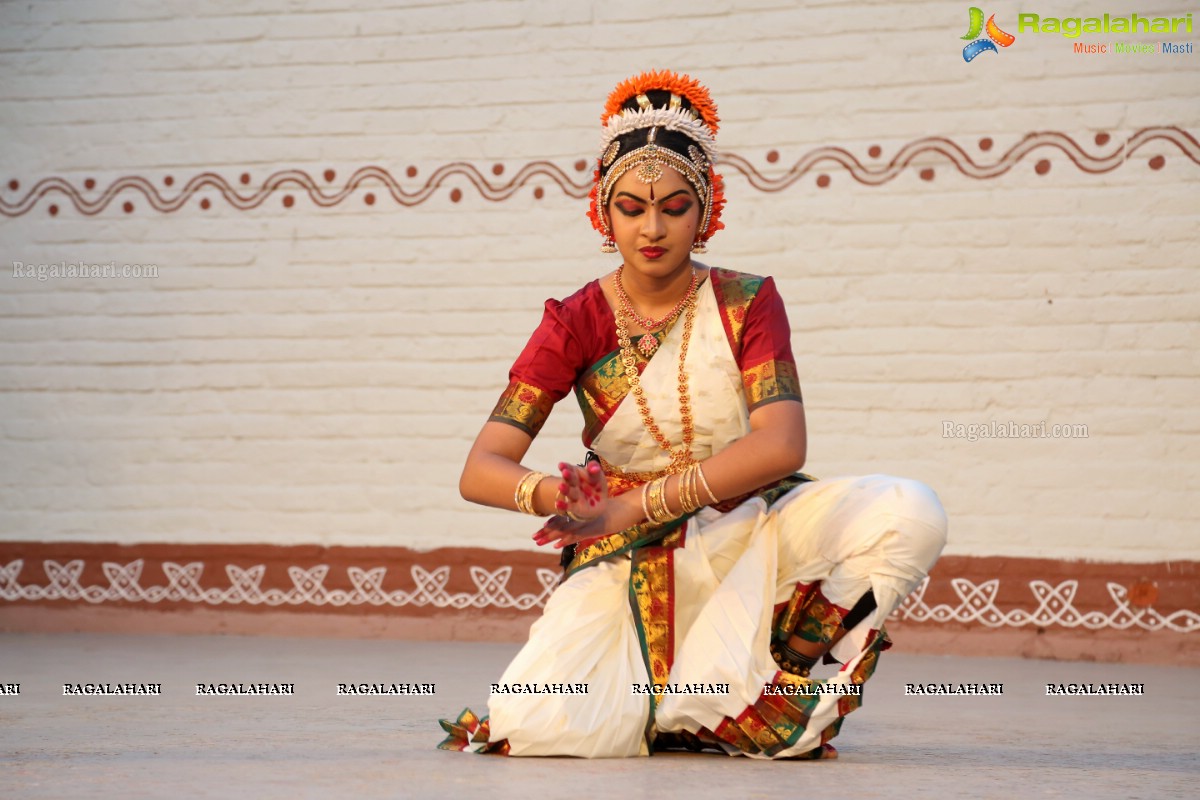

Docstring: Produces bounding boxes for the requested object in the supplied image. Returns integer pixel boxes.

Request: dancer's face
[607,166,701,280]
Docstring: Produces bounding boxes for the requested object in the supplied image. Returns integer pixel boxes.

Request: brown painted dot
[816,174,831,188]
[1149,155,1165,170]
[200,198,211,210]
[324,169,335,183]
[406,166,418,178]
[1127,580,1158,608]
[121,201,133,213]
[492,163,504,176]
[163,175,174,187]
[48,204,58,216]
[1095,132,1110,146]
[574,159,588,172]
[533,186,545,199]
[364,192,375,205]
[766,150,779,164]
[867,145,881,158]
[1035,159,1051,175]
[282,194,294,208]
[240,172,250,185]
[449,188,463,203]
[919,168,935,181]
[84,178,96,190]
[7,179,18,191]
[978,137,993,151]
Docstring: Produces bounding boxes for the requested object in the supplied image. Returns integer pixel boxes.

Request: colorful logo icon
[962,7,1016,61]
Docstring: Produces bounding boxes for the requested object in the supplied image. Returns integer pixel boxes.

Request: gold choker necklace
[614,265,699,357]
[614,282,698,474]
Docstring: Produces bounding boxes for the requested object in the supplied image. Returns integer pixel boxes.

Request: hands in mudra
[533,461,640,549]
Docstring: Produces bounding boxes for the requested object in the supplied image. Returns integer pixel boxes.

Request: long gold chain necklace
[614,265,698,357]
[615,277,698,475]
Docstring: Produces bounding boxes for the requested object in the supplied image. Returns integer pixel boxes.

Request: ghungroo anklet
[770,641,819,677]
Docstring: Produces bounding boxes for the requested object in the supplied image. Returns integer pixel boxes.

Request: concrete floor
[0,633,1196,799]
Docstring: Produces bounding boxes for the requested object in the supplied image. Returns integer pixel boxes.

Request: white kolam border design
[896,577,1198,633]
[0,559,559,611]
[0,559,1197,633]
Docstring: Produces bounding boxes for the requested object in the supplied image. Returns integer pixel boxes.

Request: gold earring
[601,238,617,253]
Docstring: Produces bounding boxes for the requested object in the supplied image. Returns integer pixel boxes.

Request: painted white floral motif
[893,577,1199,632]
[0,559,559,611]
[1,559,1196,633]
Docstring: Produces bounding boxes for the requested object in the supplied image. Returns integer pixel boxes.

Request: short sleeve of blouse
[738,276,803,412]
[488,298,585,437]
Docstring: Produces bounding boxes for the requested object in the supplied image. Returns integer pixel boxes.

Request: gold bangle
[683,465,701,513]
[646,478,662,524]
[647,475,676,524]
[676,466,692,514]
[514,471,528,512]
[654,476,672,523]
[525,472,546,515]
[515,470,548,515]
[646,478,660,523]
[515,471,532,514]
[696,463,718,505]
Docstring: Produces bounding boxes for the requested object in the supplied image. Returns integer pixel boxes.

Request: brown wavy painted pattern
[1,127,1196,218]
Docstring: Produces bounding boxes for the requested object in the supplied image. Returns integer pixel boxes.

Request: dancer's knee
[872,476,948,566]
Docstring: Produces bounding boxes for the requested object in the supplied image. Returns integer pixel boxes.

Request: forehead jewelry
[588,72,726,254]
[597,136,713,245]
[635,127,664,185]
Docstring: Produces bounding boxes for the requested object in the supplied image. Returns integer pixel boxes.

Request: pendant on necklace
[637,333,659,357]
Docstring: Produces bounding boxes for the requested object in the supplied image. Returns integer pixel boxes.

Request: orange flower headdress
[586,70,726,253]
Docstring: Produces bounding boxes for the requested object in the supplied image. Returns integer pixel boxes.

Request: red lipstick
[640,247,665,259]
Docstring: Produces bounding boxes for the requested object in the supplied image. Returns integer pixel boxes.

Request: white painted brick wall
[0,1,1197,562]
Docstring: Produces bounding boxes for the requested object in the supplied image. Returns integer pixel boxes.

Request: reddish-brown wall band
[1,541,1195,664]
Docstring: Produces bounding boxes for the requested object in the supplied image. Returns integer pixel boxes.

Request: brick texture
[0,1,1197,562]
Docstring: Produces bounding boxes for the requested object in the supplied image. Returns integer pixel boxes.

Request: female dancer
[440,71,947,759]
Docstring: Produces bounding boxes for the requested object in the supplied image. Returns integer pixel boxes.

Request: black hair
[599,90,703,183]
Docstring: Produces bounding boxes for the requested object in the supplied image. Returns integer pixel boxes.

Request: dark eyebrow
[614,189,692,204]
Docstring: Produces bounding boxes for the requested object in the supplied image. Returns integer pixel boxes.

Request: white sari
[455,278,947,758]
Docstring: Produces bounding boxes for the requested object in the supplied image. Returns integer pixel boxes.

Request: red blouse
[489,269,801,443]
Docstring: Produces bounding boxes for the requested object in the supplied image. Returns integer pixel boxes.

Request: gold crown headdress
[586,71,726,253]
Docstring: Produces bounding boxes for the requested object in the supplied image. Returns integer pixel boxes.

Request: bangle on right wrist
[515,470,548,515]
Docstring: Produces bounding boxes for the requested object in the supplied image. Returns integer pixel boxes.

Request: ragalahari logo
[962,7,1016,61]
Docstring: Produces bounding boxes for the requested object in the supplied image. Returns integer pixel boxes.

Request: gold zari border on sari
[489,379,555,437]
[575,346,645,448]
[630,534,682,695]
[704,629,892,758]
[710,268,763,360]
[773,581,843,645]
[743,359,802,412]
[564,516,690,577]
[566,473,816,578]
